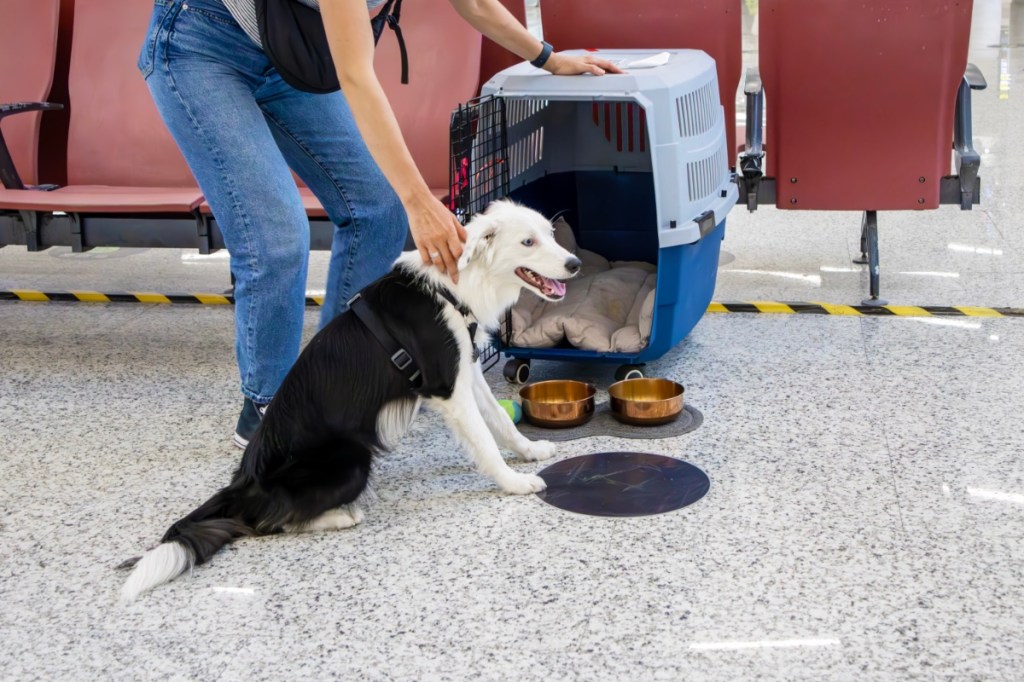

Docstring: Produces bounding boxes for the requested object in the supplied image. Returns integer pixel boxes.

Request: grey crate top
[483,49,739,247]
[483,49,718,100]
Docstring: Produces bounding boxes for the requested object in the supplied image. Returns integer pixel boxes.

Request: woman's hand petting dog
[406,191,467,283]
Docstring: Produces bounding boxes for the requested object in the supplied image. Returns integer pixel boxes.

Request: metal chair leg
[861,210,887,306]
[852,211,868,264]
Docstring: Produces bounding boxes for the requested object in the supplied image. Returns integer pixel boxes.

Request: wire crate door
[449,96,510,224]
[449,95,511,370]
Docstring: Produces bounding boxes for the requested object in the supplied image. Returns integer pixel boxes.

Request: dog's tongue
[541,277,566,298]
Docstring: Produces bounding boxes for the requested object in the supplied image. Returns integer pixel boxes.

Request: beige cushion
[510,218,656,353]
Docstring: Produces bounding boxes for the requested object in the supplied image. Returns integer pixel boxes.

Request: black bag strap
[371,0,409,84]
[348,292,422,384]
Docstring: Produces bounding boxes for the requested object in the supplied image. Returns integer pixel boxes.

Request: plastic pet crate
[451,49,738,382]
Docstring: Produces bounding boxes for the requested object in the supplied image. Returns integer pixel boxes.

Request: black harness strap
[347,284,479,385]
[436,288,480,361]
[348,293,422,384]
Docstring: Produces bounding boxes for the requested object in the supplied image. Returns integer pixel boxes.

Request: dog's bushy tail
[119,487,253,603]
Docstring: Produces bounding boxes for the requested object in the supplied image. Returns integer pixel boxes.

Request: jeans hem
[240,387,276,405]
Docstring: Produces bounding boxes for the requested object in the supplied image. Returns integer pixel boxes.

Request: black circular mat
[535,452,711,517]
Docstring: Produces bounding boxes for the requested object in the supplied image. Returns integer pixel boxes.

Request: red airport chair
[0,0,204,252]
[739,0,986,304]
[0,0,63,193]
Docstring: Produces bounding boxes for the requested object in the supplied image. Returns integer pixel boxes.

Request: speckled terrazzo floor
[2,302,1023,681]
[3,0,1024,679]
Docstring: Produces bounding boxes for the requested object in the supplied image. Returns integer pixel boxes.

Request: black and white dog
[120,200,581,601]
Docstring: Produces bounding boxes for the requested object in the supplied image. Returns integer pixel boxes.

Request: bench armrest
[0,101,64,190]
[964,62,987,91]
[952,66,985,210]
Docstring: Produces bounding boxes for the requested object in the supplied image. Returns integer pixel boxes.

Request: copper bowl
[519,380,596,428]
[608,378,685,426]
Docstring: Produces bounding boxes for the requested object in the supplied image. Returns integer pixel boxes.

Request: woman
[137,0,620,447]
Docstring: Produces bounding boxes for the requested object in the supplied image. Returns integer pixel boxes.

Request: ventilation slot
[686,144,728,202]
[509,127,544,180]
[676,80,719,138]
[506,98,548,126]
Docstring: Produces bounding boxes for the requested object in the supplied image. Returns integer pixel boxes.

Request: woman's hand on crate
[544,52,625,76]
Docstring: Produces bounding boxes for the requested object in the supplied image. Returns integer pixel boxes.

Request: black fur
[131,265,463,567]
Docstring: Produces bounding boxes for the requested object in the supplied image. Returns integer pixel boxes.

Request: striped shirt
[221,0,388,46]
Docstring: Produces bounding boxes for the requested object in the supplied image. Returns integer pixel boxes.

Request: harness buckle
[391,349,413,371]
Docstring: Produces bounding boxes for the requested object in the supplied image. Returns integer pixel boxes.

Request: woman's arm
[447,0,623,75]
[320,0,466,280]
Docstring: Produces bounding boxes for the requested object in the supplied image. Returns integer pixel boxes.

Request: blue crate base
[500,179,726,365]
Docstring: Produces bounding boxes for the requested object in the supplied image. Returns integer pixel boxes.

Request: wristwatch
[530,41,554,69]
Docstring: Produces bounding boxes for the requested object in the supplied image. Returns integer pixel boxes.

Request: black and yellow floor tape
[706,301,1024,317]
[3,290,1023,318]
[0,290,325,306]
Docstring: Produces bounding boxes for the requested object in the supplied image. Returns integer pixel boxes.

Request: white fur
[285,505,364,533]
[469,365,556,461]
[120,542,193,603]
[376,398,421,450]
[402,201,576,494]
[394,199,578,335]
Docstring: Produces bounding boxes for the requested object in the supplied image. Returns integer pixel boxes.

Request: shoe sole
[232,433,249,449]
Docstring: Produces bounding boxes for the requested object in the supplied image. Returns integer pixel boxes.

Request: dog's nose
[565,257,582,275]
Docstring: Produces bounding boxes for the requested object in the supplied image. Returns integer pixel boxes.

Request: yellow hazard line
[704,302,1022,318]
[3,291,1023,318]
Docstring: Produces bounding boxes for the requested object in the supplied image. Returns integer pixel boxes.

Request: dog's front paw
[519,439,557,462]
[498,472,548,495]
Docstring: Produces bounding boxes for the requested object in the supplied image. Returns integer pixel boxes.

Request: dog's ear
[458,223,497,271]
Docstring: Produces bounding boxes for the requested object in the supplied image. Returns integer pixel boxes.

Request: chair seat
[199,186,450,220]
[0,185,204,212]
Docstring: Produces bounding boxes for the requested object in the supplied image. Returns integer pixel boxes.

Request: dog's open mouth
[516,267,567,300]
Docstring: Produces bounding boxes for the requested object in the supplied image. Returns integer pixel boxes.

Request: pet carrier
[450,49,738,383]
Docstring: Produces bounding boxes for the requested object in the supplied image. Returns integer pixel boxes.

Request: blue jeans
[138,0,408,404]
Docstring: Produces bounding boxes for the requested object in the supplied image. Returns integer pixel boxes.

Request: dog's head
[458,200,581,303]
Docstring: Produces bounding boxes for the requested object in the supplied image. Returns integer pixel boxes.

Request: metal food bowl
[519,380,597,428]
[608,378,685,426]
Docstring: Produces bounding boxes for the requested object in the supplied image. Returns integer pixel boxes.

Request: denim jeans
[138,0,408,404]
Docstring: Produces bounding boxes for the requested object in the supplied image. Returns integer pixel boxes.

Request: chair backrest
[0,0,61,186]
[540,0,742,160]
[478,0,528,88]
[66,0,195,186]
[38,0,77,187]
[375,0,482,191]
[760,0,973,210]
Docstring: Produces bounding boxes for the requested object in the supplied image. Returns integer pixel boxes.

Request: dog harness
[347,286,479,385]
[437,288,481,363]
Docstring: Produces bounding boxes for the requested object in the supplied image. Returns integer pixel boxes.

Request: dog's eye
[522,238,535,247]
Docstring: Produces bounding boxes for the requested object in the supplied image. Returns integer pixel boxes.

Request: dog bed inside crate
[509,217,657,353]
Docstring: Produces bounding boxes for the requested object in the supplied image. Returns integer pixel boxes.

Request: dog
[120,200,582,602]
